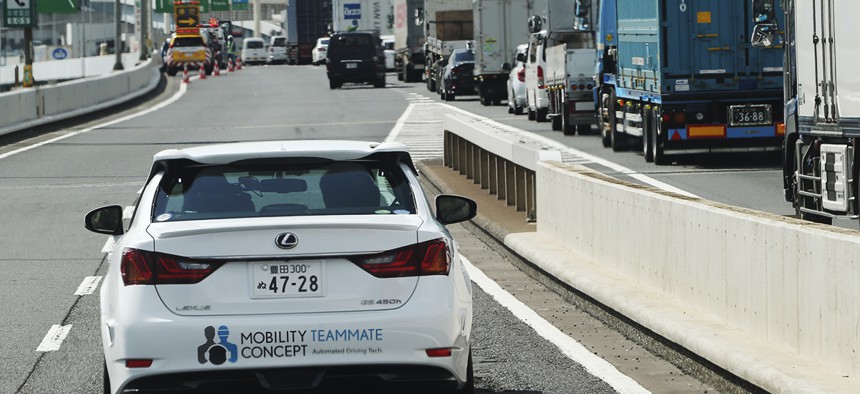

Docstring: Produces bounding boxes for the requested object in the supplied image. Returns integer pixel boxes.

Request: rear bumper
[103,278,470,394]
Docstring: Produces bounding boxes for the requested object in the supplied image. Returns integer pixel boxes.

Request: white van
[241,37,267,65]
[524,31,549,122]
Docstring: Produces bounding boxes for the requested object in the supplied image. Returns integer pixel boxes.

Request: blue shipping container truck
[595,0,784,164]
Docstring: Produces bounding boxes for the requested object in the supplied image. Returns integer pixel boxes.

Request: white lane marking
[0,82,188,161]
[36,325,72,352]
[436,102,699,198]
[101,236,117,254]
[384,103,416,143]
[462,255,651,394]
[74,276,103,296]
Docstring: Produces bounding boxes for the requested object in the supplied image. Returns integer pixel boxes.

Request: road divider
[0,57,160,137]
[444,114,860,393]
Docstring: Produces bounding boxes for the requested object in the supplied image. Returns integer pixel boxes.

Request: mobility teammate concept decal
[198,325,385,363]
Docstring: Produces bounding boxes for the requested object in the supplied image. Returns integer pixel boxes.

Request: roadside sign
[52,47,69,60]
[4,0,36,28]
[174,2,201,35]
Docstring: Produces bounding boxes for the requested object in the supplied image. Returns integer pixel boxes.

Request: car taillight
[121,248,223,286]
[537,65,544,88]
[350,239,451,278]
[517,67,525,82]
[319,48,326,52]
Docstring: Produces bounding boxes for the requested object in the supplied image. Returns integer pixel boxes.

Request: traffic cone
[236,57,243,70]
[182,63,190,84]
[199,62,207,79]
[228,57,234,72]
[213,53,220,76]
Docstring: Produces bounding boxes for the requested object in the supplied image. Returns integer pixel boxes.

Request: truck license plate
[346,63,357,69]
[728,105,771,126]
[251,261,324,298]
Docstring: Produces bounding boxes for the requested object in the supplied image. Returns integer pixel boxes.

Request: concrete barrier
[444,114,562,221]
[508,162,860,393]
[0,55,160,136]
[443,114,860,392]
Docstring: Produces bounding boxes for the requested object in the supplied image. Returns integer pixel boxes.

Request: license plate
[251,261,324,298]
[728,104,771,126]
[346,63,357,69]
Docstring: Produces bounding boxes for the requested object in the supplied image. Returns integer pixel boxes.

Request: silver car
[507,44,528,115]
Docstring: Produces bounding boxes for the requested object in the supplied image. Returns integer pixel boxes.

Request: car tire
[329,79,341,89]
[166,66,177,77]
[103,359,111,394]
[446,92,455,101]
[514,105,524,115]
[374,78,386,88]
[536,108,548,122]
[527,108,536,121]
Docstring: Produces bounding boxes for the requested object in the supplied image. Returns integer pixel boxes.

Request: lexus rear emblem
[274,232,298,249]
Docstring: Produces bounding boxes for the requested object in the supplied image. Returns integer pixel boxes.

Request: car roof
[152,140,414,167]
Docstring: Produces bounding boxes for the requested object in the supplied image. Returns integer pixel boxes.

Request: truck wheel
[427,77,436,92]
[528,108,536,121]
[643,110,654,162]
[651,108,667,165]
[551,113,562,131]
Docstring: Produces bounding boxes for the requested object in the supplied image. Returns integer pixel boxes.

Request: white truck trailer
[752,0,860,225]
[393,0,425,82]
[473,0,535,106]
[331,0,394,35]
[543,0,597,135]
[545,40,597,135]
[423,0,473,92]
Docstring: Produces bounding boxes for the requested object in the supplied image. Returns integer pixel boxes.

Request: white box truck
[473,0,535,106]
[332,0,394,35]
[423,0,473,92]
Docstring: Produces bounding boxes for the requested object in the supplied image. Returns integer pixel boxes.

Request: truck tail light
[517,67,525,82]
[350,239,451,278]
[121,248,223,286]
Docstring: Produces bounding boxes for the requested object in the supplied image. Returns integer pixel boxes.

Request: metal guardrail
[442,114,562,223]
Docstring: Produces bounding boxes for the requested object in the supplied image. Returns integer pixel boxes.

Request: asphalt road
[0,64,751,393]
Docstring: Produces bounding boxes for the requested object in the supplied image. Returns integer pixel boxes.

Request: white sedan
[86,140,477,393]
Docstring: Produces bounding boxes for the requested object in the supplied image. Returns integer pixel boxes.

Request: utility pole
[114,0,124,69]
[139,0,149,60]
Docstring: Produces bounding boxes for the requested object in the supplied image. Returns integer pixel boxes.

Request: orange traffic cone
[182,63,190,84]
[213,54,220,76]
[228,57,234,72]
[199,63,207,79]
[236,57,243,70]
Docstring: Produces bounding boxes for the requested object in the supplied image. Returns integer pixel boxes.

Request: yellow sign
[22,64,33,87]
[174,3,200,33]
[697,11,712,24]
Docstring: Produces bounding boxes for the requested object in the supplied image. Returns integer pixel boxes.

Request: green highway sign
[4,0,36,28]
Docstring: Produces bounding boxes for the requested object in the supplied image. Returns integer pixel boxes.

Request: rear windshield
[453,50,474,63]
[245,40,264,49]
[328,34,377,58]
[153,160,416,221]
[173,36,204,47]
[272,37,287,47]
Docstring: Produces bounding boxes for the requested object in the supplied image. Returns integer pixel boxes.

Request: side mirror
[435,195,477,225]
[502,62,512,72]
[751,23,778,48]
[85,205,125,236]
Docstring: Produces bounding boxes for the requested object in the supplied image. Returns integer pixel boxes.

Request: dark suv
[325,32,386,89]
